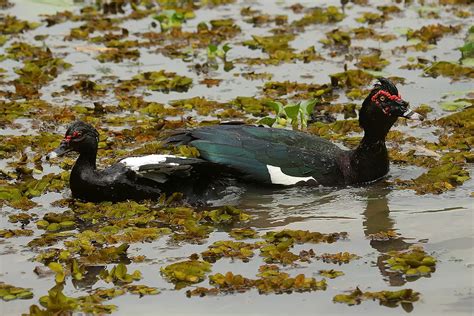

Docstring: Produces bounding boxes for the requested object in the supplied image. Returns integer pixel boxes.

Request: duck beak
[46,141,72,160]
[401,107,425,121]
[393,99,425,121]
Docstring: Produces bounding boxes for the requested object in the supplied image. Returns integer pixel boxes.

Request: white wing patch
[120,154,183,171]
[266,165,316,185]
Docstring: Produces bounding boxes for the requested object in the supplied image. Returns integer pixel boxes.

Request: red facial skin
[64,131,81,142]
[371,90,403,115]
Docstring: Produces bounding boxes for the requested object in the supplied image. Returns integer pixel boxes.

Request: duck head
[359,78,424,139]
[46,121,99,160]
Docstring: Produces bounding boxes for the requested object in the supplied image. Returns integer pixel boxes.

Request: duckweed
[201,240,258,263]
[424,61,474,79]
[407,24,461,44]
[333,287,420,309]
[186,266,327,297]
[292,6,344,27]
[330,69,374,89]
[317,252,361,264]
[28,284,118,315]
[123,285,160,296]
[319,269,345,279]
[99,263,142,284]
[229,227,259,240]
[161,260,212,288]
[384,246,436,279]
[263,229,347,244]
[122,70,194,93]
[0,0,471,314]
[0,283,33,301]
[0,15,40,34]
[0,228,33,238]
[203,206,251,224]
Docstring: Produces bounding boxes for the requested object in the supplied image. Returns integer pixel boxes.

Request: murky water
[1,0,473,315]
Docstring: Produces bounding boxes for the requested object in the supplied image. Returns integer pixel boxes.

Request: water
[0,0,473,315]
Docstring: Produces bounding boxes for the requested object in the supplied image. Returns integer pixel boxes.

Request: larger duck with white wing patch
[165,78,424,186]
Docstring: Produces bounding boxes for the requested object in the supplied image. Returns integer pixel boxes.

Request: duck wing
[119,154,213,183]
[165,125,345,186]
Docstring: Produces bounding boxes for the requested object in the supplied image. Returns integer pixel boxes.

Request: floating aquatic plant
[0,1,472,314]
[258,99,317,129]
[333,287,420,310]
[99,263,142,284]
[0,282,33,301]
[186,266,327,297]
[319,269,345,279]
[161,260,212,288]
[384,246,436,279]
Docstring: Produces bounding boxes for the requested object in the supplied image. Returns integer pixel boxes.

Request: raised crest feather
[374,77,399,95]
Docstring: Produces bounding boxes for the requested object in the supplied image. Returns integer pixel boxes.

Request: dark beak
[46,141,72,160]
[395,100,425,121]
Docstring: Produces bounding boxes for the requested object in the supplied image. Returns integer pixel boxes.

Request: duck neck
[72,150,97,176]
[348,132,389,183]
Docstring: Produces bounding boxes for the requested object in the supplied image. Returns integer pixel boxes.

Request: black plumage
[47,78,424,202]
[165,78,424,186]
[46,121,230,202]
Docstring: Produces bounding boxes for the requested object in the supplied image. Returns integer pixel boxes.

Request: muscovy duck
[165,78,424,186]
[45,121,225,202]
[47,78,423,202]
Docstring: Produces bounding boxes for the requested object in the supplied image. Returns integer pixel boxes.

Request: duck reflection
[71,265,106,290]
[223,185,352,228]
[361,183,412,286]
[232,182,414,286]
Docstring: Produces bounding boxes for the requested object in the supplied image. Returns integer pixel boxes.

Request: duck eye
[379,96,386,102]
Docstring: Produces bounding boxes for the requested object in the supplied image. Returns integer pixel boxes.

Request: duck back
[166,125,346,186]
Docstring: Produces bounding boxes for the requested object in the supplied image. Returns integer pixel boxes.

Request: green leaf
[208,44,218,53]
[71,260,83,280]
[459,42,474,58]
[265,101,284,114]
[319,269,345,279]
[223,61,234,72]
[421,256,436,266]
[115,263,127,280]
[48,262,65,283]
[48,262,63,273]
[406,268,418,276]
[172,12,185,22]
[417,265,431,274]
[223,44,232,53]
[440,100,470,112]
[284,104,300,120]
[153,14,166,22]
[257,117,276,127]
[300,99,317,116]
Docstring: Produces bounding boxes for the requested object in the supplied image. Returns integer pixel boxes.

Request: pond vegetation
[0,0,473,315]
